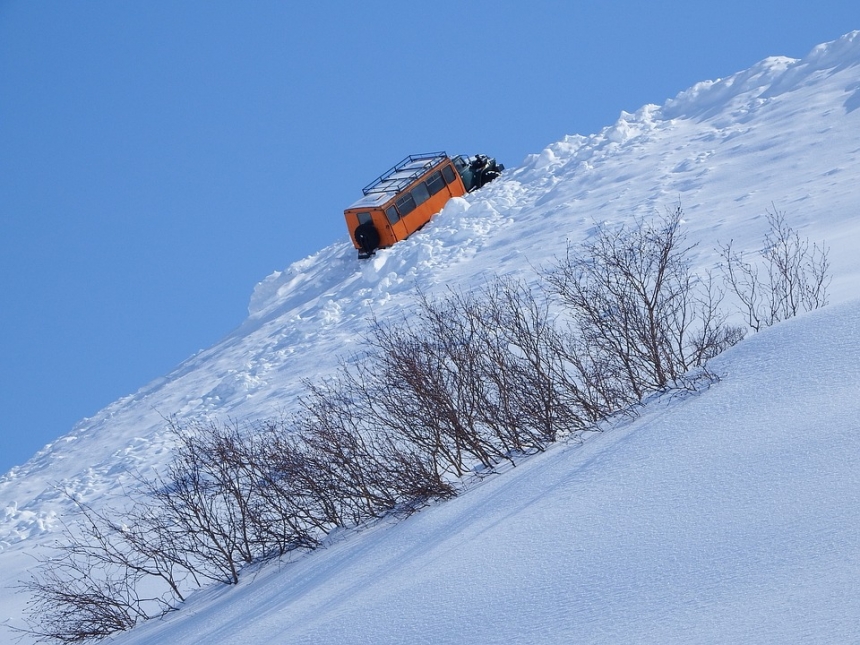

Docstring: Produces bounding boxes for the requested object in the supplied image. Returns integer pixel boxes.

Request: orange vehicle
[344,151,503,258]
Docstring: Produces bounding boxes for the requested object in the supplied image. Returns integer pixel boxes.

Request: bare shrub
[720,207,830,331]
[364,288,543,475]
[16,498,185,644]
[235,419,332,552]
[19,553,144,644]
[545,206,743,401]
[138,422,257,586]
[297,382,455,524]
[462,278,596,444]
[356,276,606,480]
[363,311,497,475]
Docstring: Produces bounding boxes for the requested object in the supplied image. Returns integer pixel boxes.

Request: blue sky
[1,1,857,475]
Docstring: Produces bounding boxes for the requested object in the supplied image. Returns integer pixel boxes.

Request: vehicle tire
[355,221,380,257]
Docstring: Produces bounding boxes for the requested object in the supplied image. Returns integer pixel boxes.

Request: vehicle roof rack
[361,152,448,197]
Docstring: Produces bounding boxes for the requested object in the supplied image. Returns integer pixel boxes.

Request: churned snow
[3,30,860,645]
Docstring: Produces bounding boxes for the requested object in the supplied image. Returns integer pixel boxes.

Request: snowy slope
[3,30,860,643]
[113,298,860,645]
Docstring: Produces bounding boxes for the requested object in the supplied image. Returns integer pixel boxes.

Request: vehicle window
[357,212,372,225]
[442,164,457,184]
[395,193,416,217]
[385,206,399,224]
[425,171,444,195]
[412,182,430,206]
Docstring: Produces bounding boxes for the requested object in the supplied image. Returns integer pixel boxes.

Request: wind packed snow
[3,31,860,644]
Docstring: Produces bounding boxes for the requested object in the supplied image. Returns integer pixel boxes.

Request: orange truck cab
[344,151,503,259]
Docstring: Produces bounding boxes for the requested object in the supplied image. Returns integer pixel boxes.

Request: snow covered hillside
[3,30,860,644]
[114,298,860,645]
